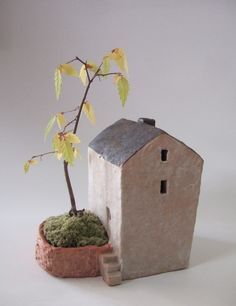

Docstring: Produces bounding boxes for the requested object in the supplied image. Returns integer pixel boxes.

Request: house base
[121,264,189,280]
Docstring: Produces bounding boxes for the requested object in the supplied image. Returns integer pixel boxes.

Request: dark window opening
[160,180,167,194]
[106,206,111,221]
[161,149,168,161]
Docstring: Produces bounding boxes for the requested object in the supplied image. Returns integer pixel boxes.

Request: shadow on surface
[190,236,236,267]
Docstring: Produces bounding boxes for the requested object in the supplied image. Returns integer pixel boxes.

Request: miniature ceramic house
[88,118,203,284]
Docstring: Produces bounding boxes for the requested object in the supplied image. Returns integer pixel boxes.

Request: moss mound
[43,211,109,248]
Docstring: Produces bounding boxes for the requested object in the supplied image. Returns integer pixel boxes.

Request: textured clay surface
[121,134,203,279]
[99,252,122,286]
[89,120,203,281]
[35,222,112,278]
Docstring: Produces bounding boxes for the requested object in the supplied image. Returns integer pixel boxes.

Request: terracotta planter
[35,222,112,278]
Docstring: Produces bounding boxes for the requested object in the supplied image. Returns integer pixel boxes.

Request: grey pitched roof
[89,118,164,167]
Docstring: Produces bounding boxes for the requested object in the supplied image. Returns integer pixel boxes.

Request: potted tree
[24,48,129,278]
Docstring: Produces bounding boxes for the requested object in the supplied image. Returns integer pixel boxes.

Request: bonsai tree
[24,48,129,218]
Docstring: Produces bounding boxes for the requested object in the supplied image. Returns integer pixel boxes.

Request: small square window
[161,149,168,161]
[160,180,167,194]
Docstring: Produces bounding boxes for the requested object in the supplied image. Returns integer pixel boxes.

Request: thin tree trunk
[63,160,77,215]
[62,61,102,216]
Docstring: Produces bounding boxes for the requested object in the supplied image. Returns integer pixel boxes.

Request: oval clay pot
[35,222,112,278]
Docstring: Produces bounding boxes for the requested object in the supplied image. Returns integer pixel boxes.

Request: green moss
[43,211,109,248]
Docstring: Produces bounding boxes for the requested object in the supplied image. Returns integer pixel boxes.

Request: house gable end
[89,118,203,168]
[164,133,204,163]
[120,133,203,279]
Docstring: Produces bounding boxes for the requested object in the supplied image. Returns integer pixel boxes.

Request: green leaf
[24,159,38,173]
[54,68,62,100]
[56,113,66,130]
[44,116,56,141]
[59,64,80,77]
[61,139,74,165]
[24,161,30,174]
[116,76,129,106]
[82,101,96,124]
[52,133,77,164]
[79,65,87,86]
[73,148,81,160]
[52,133,62,152]
[87,61,98,73]
[30,159,38,166]
[108,48,128,74]
[116,56,128,74]
[56,152,63,160]
[65,132,80,144]
[102,56,110,75]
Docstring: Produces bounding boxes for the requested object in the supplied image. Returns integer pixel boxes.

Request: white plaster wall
[121,134,203,279]
[88,148,122,257]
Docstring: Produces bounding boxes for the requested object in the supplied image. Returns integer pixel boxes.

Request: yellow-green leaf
[108,48,128,74]
[116,56,128,74]
[24,159,38,173]
[73,148,81,159]
[65,132,80,144]
[87,61,98,73]
[52,134,63,153]
[54,68,62,100]
[52,134,74,164]
[102,56,110,75]
[59,64,79,77]
[24,161,30,174]
[117,76,129,106]
[79,65,87,86]
[56,113,66,130]
[61,140,74,165]
[44,116,56,141]
[29,159,38,166]
[114,74,121,84]
[82,101,96,124]
[56,152,63,160]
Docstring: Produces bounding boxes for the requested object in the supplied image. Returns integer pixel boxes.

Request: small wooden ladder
[99,252,122,286]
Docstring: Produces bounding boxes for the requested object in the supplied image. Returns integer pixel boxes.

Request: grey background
[0,0,235,305]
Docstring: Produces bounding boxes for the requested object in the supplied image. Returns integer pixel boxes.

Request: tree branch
[66,56,86,66]
[92,62,103,81]
[96,72,122,77]
[72,62,103,135]
[85,61,91,82]
[75,56,86,66]
[31,151,56,160]
[61,106,79,114]
[62,117,77,133]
